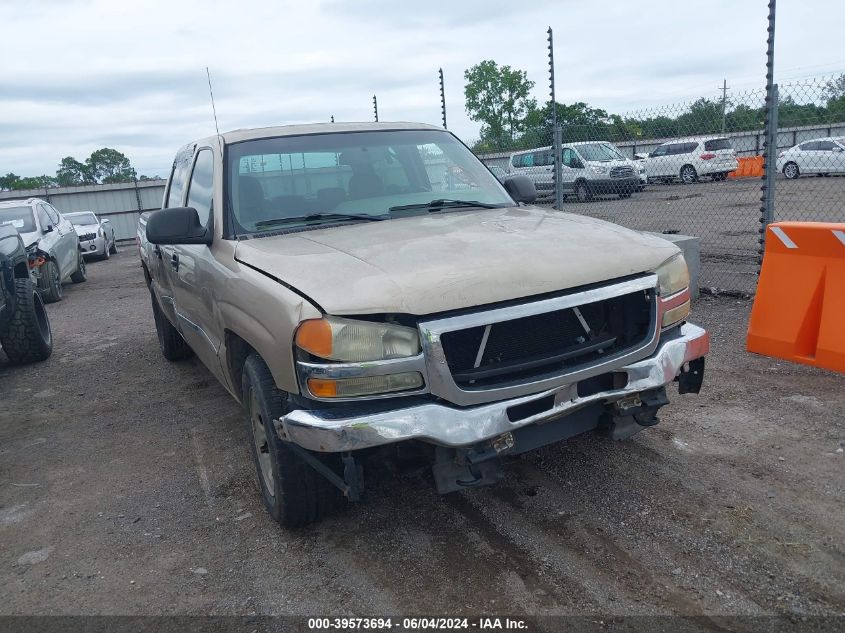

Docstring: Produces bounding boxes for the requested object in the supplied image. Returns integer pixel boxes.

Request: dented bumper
[276,322,710,453]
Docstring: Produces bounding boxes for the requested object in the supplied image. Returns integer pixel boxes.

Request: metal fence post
[758,0,777,271]
[547,27,563,211]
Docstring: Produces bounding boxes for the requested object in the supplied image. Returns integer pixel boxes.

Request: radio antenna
[206,67,223,154]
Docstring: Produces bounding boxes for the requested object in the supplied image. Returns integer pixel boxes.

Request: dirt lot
[1,249,844,624]
[541,174,845,294]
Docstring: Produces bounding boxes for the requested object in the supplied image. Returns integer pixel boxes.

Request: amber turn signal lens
[295,319,333,358]
[307,378,338,398]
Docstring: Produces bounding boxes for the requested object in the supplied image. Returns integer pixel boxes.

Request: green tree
[822,74,845,101]
[56,156,93,186]
[0,173,21,191]
[13,175,57,190]
[85,148,136,184]
[464,60,536,149]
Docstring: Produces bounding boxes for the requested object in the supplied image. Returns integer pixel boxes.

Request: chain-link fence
[471,75,845,294]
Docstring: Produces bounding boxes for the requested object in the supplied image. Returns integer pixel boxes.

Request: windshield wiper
[254,213,388,229]
[389,199,504,214]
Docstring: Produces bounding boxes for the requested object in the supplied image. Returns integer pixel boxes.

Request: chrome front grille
[78,232,96,242]
[610,166,635,179]
[419,275,660,406]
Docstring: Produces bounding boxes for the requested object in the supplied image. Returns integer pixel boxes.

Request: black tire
[37,259,63,303]
[70,251,87,283]
[241,354,337,528]
[575,180,592,203]
[0,278,52,364]
[679,165,698,184]
[783,162,800,179]
[149,291,193,360]
[109,237,118,255]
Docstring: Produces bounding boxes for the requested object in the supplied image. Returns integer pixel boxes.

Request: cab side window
[186,149,214,229]
[562,148,578,168]
[815,141,837,151]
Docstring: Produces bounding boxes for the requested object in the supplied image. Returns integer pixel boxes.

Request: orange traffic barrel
[747,222,845,372]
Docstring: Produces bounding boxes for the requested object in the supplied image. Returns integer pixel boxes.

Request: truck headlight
[295,316,421,362]
[590,165,609,175]
[655,254,691,327]
[655,254,689,297]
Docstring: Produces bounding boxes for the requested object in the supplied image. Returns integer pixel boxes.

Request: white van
[508,142,642,202]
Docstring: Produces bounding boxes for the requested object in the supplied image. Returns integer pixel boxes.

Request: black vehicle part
[0,277,52,364]
[599,387,669,440]
[433,402,606,495]
[677,357,705,394]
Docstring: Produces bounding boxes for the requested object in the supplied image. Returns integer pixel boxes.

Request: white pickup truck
[138,122,709,527]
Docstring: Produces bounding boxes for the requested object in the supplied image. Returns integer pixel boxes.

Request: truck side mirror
[146,207,211,245]
[503,176,537,204]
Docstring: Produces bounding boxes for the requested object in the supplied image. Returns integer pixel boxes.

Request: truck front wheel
[241,353,336,528]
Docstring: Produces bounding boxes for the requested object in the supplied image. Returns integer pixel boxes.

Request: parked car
[0,199,86,302]
[642,137,738,184]
[776,137,845,179]
[0,224,53,364]
[65,211,118,259]
[508,142,641,202]
[139,122,708,527]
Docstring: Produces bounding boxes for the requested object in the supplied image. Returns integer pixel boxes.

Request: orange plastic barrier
[728,156,764,179]
[747,222,845,373]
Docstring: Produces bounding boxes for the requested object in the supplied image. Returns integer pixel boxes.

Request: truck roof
[195,121,444,147]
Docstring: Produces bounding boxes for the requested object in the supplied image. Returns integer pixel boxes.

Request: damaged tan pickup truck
[139,122,709,527]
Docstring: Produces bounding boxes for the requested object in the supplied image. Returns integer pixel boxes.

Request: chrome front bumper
[276,322,709,453]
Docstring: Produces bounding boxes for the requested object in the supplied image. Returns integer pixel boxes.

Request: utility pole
[373,95,379,122]
[720,78,730,133]
[439,68,447,129]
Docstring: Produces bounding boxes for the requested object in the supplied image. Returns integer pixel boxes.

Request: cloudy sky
[2,0,844,178]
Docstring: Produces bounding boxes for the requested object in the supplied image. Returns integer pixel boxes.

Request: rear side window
[44,204,60,225]
[799,141,819,151]
[668,143,698,155]
[165,145,195,207]
[186,149,214,229]
[704,138,732,151]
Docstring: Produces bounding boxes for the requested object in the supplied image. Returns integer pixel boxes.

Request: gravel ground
[540,174,845,294]
[1,249,844,624]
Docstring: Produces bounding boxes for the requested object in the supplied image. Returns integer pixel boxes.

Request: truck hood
[18,230,41,250]
[234,206,679,315]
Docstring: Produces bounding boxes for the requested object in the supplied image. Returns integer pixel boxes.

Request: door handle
[170,252,179,272]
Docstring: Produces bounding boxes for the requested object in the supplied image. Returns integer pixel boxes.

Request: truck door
[561,147,579,191]
[168,147,224,379]
[153,145,194,324]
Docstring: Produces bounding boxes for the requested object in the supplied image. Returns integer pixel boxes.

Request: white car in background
[642,137,738,184]
[777,137,845,179]
[65,212,117,259]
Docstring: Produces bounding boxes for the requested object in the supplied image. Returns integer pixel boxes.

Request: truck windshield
[67,212,98,226]
[0,206,36,233]
[226,129,513,235]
